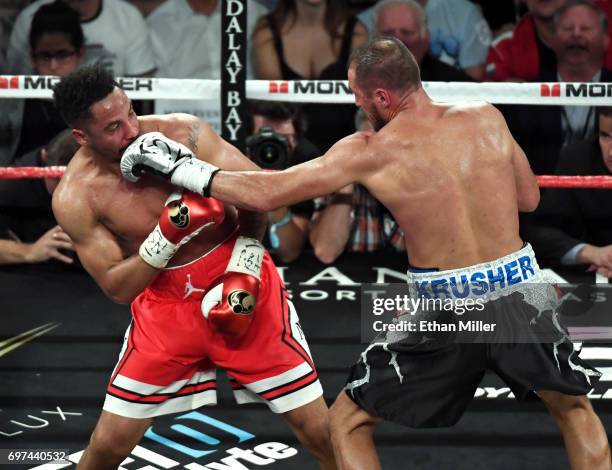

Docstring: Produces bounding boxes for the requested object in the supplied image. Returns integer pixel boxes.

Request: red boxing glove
[201,237,264,336]
[139,190,225,269]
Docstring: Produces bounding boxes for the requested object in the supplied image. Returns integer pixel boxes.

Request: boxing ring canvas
[1,252,611,469]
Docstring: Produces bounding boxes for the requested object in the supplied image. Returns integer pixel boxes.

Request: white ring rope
[1,75,612,105]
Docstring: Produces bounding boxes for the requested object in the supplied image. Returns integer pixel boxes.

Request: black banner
[2,253,612,468]
[221,0,247,151]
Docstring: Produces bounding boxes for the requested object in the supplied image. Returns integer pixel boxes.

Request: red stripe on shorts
[107,380,217,404]
[279,287,315,369]
[260,370,318,401]
[108,324,135,386]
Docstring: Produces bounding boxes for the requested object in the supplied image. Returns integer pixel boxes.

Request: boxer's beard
[367,105,387,131]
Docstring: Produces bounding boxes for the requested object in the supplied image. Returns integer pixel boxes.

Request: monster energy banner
[221,0,247,151]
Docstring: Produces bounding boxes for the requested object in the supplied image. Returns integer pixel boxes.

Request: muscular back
[361,102,536,270]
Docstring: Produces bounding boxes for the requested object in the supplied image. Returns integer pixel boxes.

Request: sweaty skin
[53,88,261,303]
[209,86,539,270]
[52,87,337,470]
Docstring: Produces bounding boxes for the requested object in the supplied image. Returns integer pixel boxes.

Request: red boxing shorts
[103,233,322,418]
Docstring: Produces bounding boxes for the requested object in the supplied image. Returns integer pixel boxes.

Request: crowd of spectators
[0,0,610,280]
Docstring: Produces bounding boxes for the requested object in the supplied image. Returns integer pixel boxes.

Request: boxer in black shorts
[347,244,601,429]
[133,38,612,470]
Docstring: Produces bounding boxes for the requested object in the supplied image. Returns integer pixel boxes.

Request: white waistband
[406,244,541,300]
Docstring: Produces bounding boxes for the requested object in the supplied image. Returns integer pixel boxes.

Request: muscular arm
[209,133,370,212]
[511,139,540,212]
[52,184,158,304]
[487,106,540,212]
[187,117,268,240]
[309,186,354,264]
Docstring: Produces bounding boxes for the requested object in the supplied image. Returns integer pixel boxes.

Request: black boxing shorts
[345,244,601,428]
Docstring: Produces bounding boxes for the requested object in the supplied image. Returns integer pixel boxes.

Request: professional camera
[246,126,290,170]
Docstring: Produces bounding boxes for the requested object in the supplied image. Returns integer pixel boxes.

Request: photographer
[245,100,319,263]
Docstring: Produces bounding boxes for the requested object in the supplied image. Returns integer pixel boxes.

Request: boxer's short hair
[53,63,119,127]
[349,37,421,96]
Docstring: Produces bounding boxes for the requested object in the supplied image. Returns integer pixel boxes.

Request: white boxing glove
[120,132,220,196]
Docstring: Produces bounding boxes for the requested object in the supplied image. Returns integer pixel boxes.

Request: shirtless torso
[210,99,540,271]
[353,101,534,269]
[202,37,610,470]
[49,70,335,469]
[59,116,237,260]
[54,108,258,303]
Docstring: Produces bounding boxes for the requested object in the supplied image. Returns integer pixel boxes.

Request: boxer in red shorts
[51,64,335,470]
[107,234,320,417]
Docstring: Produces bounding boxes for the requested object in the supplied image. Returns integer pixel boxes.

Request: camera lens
[261,144,279,163]
[246,126,290,169]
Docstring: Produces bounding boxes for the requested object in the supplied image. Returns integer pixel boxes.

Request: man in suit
[529,106,612,279]
[506,0,612,176]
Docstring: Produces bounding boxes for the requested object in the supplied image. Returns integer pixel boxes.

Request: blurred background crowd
[0,0,611,282]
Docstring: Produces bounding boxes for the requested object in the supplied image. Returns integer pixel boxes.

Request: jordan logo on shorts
[184,274,206,299]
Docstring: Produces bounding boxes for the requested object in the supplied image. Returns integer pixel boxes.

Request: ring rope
[535,175,612,188]
[2,76,612,105]
[0,166,65,179]
[1,166,611,189]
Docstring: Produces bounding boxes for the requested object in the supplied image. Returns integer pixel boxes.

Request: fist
[201,272,259,337]
[120,132,194,183]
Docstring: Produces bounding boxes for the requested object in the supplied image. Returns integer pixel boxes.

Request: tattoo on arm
[188,122,200,152]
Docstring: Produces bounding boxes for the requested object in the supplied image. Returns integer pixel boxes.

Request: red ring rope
[1,167,612,189]
[536,175,612,189]
[0,166,65,179]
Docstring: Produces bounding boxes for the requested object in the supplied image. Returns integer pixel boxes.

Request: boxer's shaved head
[349,37,421,97]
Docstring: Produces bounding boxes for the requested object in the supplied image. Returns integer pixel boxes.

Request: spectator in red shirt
[486,0,565,81]
[487,0,612,81]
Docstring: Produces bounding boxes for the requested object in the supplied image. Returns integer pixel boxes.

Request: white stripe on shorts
[245,362,313,394]
[233,388,266,405]
[103,388,217,419]
[265,380,323,414]
[112,370,216,395]
[229,379,323,413]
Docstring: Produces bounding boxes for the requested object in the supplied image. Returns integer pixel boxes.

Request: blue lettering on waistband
[470,272,488,295]
[431,279,451,299]
[518,256,535,280]
[410,253,536,299]
[487,266,506,292]
[415,281,431,299]
[448,274,470,298]
[504,260,521,285]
